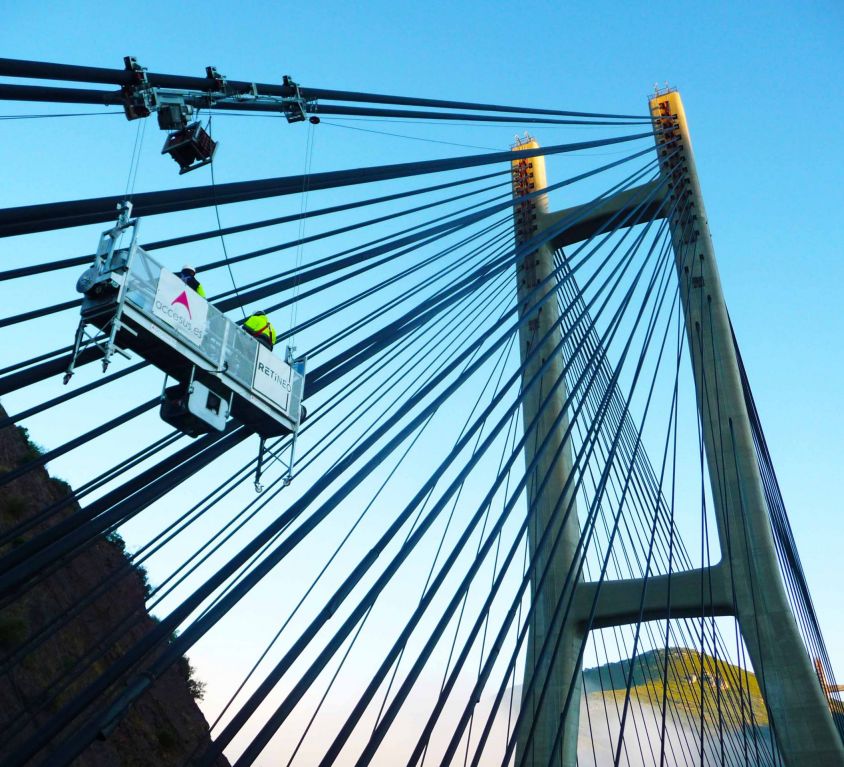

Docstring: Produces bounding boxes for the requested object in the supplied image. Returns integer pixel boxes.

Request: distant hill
[483,648,777,766]
[583,646,769,727]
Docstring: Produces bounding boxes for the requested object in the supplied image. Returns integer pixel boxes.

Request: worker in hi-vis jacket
[177,264,206,298]
[243,311,277,350]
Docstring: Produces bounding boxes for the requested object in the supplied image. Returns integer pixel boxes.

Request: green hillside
[583,647,769,727]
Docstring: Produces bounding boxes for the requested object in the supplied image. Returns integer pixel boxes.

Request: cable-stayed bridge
[0,58,841,766]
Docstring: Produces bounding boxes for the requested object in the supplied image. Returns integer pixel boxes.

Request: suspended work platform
[66,204,304,442]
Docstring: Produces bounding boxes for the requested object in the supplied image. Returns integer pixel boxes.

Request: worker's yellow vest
[244,314,277,345]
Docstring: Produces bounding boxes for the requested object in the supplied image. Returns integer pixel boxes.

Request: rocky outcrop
[0,412,228,766]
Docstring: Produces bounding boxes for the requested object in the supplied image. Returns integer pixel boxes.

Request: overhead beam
[538,179,667,249]
[572,564,734,630]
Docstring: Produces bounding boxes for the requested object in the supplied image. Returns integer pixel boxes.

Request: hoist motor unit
[160,381,228,437]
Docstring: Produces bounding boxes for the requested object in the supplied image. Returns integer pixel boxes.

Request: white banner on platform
[152,268,208,345]
[253,346,294,414]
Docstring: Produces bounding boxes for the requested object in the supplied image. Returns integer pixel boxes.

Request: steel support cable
[270,244,516,486]
[265,220,513,346]
[733,335,830,667]
[304,334,522,756]
[0,217,506,476]
[414,221,678,767]
[556,231,696,598]
[349,303,646,767]
[280,228,514,352]
[185,165,660,656]
[0,180,513,332]
[4,248,516,744]
[14,162,663,766]
[560,230,764,760]
[555,316,762,763]
[556,256,768,760]
[723,419,784,762]
[510,242,677,767]
[0,84,650,127]
[553,251,753,755]
[6,304,458,728]
[0,344,77,377]
[0,111,122,120]
[0,57,650,119]
[291,243,515,469]
[696,298,750,760]
[0,171,508,282]
[412,181,682,766]
[0,77,654,127]
[0,147,654,398]
[301,102,651,125]
[555,258,707,766]
[210,144,658,315]
[0,397,158,491]
[556,245,685,581]
[33,304,516,767]
[9,296,493,740]
[0,361,146,431]
[451,404,524,767]
[203,280,518,742]
[202,311,520,762]
[229,214,510,325]
[686,279,736,762]
[0,345,104,396]
[559,294,774,761]
[366,346,523,751]
[0,424,247,589]
[0,131,657,237]
[460,222,676,767]
[751,453,838,724]
[147,265,514,624]
[24,172,645,767]
[0,427,181,549]
[735,337,841,733]
[555,247,686,580]
[304,155,666,394]
[0,162,607,407]
[681,280,782,756]
[378,230,679,767]
[205,180,512,286]
[442,222,672,767]
[0,228,508,600]
[215,267,614,767]
[611,291,687,764]
[557,216,700,599]
[209,186,675,767]
[0,248,502,608]
[0,183,510,329]
[206,183,514,302]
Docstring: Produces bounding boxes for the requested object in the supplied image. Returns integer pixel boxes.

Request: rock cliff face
[0,412,229,766]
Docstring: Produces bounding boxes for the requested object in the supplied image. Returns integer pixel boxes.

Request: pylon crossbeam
[539,180,667,249]
[572,566,734,630]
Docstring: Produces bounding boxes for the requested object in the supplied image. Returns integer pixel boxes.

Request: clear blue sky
[1,1,842,762]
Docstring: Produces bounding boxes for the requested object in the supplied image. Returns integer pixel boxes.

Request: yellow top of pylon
[510,134,549,214]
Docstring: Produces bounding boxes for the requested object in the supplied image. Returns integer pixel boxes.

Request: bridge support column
[511,139,583,767]
[650,89,844,765]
